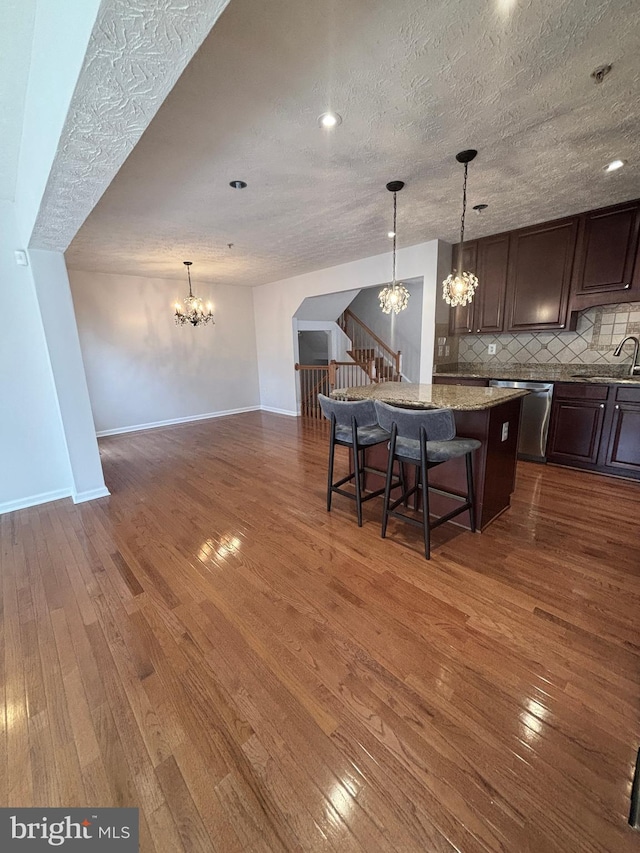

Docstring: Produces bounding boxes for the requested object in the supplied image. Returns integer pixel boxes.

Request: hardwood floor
[1,410,639,852]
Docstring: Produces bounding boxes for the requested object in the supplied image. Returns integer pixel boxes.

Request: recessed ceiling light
[473,203,488,213]
[318,112,342,129]
[388,231,395,238]
[604,159,625,173]
[229,180,247,189]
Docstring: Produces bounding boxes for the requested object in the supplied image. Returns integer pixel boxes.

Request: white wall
[253,241,444,414]
[69,270,261,434]
[348,278,424,382]
[0,201,73,512]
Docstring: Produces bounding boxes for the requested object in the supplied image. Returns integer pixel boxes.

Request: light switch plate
[501,422,509,441]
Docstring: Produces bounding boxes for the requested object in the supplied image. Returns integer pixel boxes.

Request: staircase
[339,309,402,383]
[295,309,402,420]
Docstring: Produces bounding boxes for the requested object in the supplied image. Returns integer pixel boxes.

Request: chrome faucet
[613,335,640,376]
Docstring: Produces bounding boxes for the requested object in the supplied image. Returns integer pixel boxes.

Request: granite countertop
[434,364,640,385]
[331,382,529,411]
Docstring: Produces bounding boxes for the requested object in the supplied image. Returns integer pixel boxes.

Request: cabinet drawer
[614,385,640,404]
[553,383,609,401]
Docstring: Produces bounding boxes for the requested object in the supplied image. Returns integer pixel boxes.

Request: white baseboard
[0,487,72,515]
[96,406,262,437]
[72,486,111,504]
[260,406,299,417]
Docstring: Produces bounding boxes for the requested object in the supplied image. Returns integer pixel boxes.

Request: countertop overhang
[434,365,640,385]
[331,382,529,411]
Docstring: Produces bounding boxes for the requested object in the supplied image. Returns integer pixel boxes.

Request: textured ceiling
[30,0,232,251]
[0,0,36,201]
[66,0,640,287]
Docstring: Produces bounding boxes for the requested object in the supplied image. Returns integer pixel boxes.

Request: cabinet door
[472,234,509,333]
[505,219,578,332]
[573,202,640,296]
[448,242,477,335]
[547,399,606,464]
[604,403,640,472]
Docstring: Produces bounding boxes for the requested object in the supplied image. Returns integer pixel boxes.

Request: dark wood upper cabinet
[573,202,640,296]
[448,241,477,335]
[505,218,578,332]
[472,234,509,333]
[448,197,640,335]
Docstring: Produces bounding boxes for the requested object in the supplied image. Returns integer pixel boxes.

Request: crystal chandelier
[442,149,479,307]
[379,181,410,315]
[174,261,214,327]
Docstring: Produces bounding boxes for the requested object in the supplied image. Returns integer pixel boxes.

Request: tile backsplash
[457,302,640,366]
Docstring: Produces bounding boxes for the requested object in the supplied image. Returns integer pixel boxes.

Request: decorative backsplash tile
[457,302,640,366]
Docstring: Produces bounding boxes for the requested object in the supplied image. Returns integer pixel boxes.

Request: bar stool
[374,401,481,559]
[317,394,404,526]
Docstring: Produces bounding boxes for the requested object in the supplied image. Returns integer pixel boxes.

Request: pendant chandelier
[174,261,214,327]
[442,149,479,307]
[379,180,410,315]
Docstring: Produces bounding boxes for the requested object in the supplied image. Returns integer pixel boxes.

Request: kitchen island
[331,382,528,530]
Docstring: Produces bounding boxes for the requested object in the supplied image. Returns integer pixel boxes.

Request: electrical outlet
[501,422,509,442]
[488,343,497,355]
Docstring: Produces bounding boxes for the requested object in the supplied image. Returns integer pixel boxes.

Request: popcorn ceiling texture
[458,302,640,366]
[30,0,231,252]
[64,0,640,284]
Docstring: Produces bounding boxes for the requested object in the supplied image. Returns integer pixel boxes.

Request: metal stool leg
[465,452,477,532]
[327,415,337,511]
[381,424,397,539]
[420,432,431,560]
[352,417,364,527]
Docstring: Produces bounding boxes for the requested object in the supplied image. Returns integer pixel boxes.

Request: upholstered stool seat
[374,401,481,559]
[317,394,404,526]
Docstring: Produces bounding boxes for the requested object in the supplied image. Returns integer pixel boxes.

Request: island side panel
[419,396,522,531]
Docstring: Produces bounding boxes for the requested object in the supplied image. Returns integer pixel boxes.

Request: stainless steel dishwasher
[488,380,554,462]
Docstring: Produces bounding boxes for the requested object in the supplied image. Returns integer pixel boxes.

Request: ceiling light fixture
[379,181,410,315]
[605,159,625,172]
[318,111,342,128]
[174,261,214,327]
[229,180,247,189]
[442,149,479,308]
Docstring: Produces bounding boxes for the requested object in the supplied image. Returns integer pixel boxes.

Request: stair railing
[295,360,373,419]
[338,308,402,381]
[294,364,331,421]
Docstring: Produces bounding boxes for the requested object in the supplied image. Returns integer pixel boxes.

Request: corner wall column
[28,249,109,503]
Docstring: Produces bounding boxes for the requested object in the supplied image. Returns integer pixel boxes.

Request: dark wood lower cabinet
[547,399,606,464]
[605,401,640,472]
[548,383,640,480]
